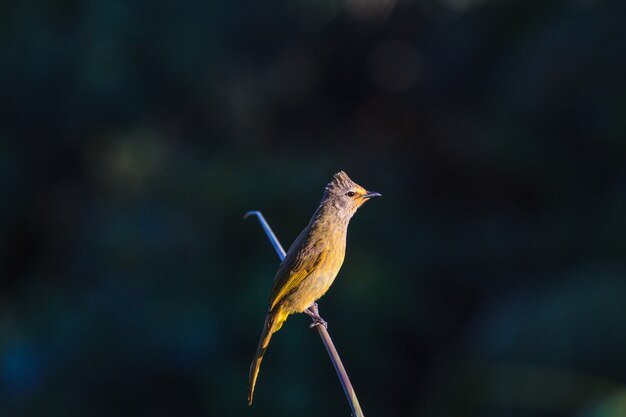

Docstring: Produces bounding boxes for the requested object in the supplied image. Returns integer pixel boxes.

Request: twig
[245,210,365,417]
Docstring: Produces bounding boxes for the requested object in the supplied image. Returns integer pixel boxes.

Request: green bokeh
[1,1,625,416]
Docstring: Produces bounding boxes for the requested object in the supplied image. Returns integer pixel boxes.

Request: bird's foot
[309,317,328,329]
[304,303,328,329]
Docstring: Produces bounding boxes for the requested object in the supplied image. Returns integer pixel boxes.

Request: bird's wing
[268,239,325,311]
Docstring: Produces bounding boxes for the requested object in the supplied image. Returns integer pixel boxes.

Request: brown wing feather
[268,237,325,311]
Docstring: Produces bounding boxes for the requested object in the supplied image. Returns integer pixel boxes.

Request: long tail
[248,309,288,405]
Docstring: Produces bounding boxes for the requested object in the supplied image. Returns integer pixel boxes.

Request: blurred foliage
[1,0,626,416]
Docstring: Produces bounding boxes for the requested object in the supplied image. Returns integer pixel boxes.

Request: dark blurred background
[2,0,626,416]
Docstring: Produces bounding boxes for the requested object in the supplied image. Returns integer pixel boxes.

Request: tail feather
[248,309,288,405]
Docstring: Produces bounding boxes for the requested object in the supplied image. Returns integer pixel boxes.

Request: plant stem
[245,211,365,417]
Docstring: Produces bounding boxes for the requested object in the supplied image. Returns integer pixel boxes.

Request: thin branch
[245,210,365,417]
[244,211,287,259]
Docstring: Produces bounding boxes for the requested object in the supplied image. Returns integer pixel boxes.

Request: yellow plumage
[248,171,380,405]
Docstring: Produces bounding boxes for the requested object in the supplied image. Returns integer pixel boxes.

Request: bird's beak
[363,191,382,199]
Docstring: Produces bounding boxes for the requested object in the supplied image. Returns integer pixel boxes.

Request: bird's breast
[286,239,346,314]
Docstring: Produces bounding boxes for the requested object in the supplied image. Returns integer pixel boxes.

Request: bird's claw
[305,302,328,329]
[309,317,328,329]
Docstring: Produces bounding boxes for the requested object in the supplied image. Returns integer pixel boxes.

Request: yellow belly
[282,248,345,313]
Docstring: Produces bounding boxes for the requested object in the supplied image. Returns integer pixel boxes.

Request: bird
[248,171,381,405]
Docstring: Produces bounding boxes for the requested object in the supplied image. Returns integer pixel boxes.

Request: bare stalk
[245,211,365,417]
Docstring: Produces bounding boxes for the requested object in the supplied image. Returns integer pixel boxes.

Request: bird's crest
[325,171,357,194]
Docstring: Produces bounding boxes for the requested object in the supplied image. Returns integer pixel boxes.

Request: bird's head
[323,171,381,219]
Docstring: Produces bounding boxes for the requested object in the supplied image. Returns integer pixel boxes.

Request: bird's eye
[346,191,356,197]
